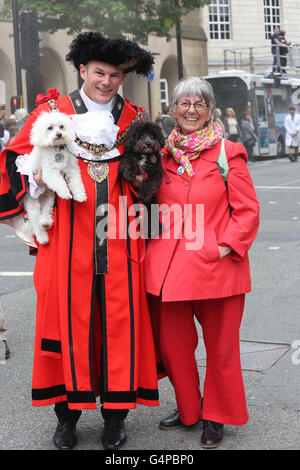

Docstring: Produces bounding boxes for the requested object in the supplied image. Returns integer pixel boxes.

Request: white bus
[204,70,300,158]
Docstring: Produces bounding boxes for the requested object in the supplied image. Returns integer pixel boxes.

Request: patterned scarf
[166,121,224,177]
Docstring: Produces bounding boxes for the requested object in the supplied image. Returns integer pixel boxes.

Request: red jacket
[145,139,260,301]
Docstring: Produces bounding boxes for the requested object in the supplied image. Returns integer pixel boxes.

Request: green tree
[3,0,212,44]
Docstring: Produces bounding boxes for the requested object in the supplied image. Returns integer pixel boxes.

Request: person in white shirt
[284,104,300,162]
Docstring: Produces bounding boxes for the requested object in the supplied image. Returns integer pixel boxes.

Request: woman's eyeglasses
[177,101,208,111]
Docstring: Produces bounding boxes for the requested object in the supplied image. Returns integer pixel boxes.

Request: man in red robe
[0,32,159,450]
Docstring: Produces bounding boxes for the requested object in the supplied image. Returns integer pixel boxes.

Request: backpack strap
[216,138,229,183]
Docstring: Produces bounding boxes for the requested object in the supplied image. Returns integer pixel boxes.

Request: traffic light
[10,95,23,114]
[20,10,41,69]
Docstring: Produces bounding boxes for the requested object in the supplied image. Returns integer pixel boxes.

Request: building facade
[201,0,300,76]
[0,8,208,119]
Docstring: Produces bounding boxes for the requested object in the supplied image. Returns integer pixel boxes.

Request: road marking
[0,272,33,276]
[255,186,300,190]
[281,178,300,186]
[268,247,281,250]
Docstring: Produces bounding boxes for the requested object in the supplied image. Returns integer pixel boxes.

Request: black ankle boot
[159,409,182,430]
[53,421,78,449]
[53,402,81,450]
[200,420,224,448]
[101,418,127,450]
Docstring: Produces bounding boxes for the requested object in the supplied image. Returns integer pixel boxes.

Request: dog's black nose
[56,132,62,139]
[144,139,152,147]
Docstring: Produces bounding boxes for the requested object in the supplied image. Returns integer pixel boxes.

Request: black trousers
[54,401,129,423]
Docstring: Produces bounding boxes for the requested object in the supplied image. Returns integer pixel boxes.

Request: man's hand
[132,165,146,189]
[33,168,45,187]
[0,219,13,227]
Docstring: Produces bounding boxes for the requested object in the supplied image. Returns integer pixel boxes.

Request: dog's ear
[154,125,166,148]
[30,112,49,146]
[30,122,40,147]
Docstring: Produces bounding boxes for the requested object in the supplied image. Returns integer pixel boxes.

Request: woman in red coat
[145,77,260,448]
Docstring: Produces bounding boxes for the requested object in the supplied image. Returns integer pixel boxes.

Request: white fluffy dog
[13,111,87,245]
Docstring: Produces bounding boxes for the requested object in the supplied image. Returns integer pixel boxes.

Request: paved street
[0,157,300,451]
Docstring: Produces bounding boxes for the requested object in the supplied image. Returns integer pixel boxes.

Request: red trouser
[159,294,249,426]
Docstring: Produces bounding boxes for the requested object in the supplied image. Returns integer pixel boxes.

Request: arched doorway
[0,51,14,110]
[160,56,180,107]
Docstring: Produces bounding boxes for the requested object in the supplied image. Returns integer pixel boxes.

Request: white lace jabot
[68,111,120,161]
[68,87,120,161]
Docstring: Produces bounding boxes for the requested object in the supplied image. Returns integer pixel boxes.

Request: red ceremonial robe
[0,92,160,410]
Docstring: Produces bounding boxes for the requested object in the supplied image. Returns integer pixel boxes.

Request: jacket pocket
[198,229,220,262]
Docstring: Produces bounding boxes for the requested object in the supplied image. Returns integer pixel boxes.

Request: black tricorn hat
[66,32,154,76]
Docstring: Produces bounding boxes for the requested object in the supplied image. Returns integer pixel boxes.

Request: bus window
[206,77,248,120]
[257,94,266,122]
[272,88,289,113]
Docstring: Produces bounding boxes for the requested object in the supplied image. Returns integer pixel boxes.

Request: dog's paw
[73,191,87,203]
[36,231,49,245]
[39,216,53,229]
[56,189,72,200]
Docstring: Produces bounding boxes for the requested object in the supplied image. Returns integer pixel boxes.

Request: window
[160,78,169,107]
[208,0,231,40]
[264,0,281,39]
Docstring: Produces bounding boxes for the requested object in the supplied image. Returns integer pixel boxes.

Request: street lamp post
[12,0,23,96]
[174,0,183,80]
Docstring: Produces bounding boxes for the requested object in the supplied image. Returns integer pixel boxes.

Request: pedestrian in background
[224,107,240,142]
[6,125,20,147]
[284,104,300,162]
[271,26,283,73]
[15,108,29,130]
[0,301,10,361]
[240,109,257,163]
[157,105,176,140]
[145,76,260,448]
[212,108,225,135]
[278,30,291,73]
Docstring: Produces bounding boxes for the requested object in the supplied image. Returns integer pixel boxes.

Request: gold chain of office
[74,110,144,157]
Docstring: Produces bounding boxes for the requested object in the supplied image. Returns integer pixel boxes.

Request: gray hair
[170,77,216,115]
[15,108,28,122]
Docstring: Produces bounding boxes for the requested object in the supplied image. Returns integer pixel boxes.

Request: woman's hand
[218,245,233,259]
[132,165,146,189]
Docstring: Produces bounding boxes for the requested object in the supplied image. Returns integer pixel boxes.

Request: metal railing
[223,44,300,75]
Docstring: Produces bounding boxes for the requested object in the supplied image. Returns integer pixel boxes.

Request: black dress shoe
[159,409,182,430]
[101,419,127,450]
[53,421,78,449]
[200,420,224,448]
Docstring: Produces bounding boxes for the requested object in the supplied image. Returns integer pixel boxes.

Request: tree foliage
[3,0,211,44]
